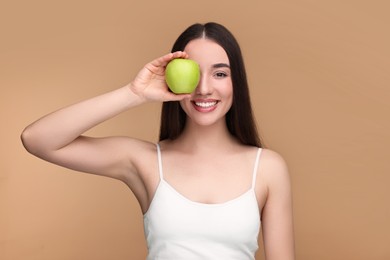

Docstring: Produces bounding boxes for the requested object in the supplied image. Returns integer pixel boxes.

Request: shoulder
[258,148,291,191]
[259,148,289,173]
[124,137,157,153]
[118,138,159,191]
[121,138,158,169]
[103,137,157,181]
[99,136,157,165]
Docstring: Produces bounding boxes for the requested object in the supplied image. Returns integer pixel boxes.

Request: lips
[191,99,219,112]
[194,101,217,108]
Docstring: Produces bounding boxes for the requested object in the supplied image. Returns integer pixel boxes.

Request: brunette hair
[159,22,263,147]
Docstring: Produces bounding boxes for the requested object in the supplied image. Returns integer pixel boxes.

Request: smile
[191,99,219,112]
[194,101,218,108]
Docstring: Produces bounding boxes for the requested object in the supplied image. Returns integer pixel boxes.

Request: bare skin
[21,40,295,259]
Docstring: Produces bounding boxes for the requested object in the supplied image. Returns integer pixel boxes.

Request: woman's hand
[128,51,192,102]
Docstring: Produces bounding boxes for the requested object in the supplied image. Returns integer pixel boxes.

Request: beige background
[1,0,389,259]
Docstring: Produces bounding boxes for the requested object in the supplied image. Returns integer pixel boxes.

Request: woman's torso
[142,143,264,259]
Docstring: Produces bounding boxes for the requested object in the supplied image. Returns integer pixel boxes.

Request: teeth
[195,101,217,108]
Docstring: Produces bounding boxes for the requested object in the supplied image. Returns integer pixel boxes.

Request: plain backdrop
[1,0,389,259]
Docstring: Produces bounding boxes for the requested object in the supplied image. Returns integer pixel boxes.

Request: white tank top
[143,144,262,260]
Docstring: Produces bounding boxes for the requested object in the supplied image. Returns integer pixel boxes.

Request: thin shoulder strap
[251,148,262,189]
[156,143,164,180]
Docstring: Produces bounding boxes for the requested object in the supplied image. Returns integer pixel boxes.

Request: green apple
[165,58,200,94]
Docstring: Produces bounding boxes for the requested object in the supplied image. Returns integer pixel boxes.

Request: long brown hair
[159,22,263,148]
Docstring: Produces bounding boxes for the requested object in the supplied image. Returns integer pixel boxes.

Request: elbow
[20,126,41,156]
[21,126,61,164]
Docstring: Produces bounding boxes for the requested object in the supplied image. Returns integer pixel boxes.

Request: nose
[195,75,212,96]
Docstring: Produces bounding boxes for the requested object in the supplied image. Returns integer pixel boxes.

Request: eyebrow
[212,63,230,69]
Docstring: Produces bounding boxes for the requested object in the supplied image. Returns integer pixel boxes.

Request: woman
[21,22,295,260]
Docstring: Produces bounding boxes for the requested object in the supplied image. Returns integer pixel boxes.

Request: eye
[214,71,228,78]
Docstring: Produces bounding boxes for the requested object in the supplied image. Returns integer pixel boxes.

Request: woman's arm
[260,150,295,260]
[21,51,190,182]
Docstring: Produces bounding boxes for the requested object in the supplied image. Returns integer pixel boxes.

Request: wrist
[124,83,146,106]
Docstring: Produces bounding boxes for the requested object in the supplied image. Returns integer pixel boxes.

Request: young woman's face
[180,38,233,127]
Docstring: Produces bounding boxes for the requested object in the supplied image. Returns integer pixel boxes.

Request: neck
[173,118,239,153]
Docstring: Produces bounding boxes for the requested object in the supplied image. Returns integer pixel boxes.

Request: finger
[171,51,188,59]
[149,53,175,68]
[150,51,189,69]
[161,52,186,66]
[164,92,192,101]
